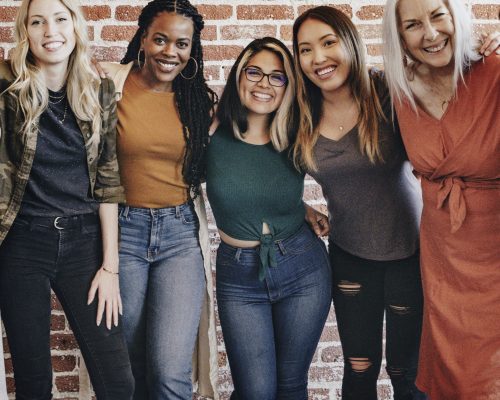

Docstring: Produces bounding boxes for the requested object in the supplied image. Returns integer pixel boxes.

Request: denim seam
[53,281,109,399]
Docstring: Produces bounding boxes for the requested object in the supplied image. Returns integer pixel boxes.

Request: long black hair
[122,0,216,198]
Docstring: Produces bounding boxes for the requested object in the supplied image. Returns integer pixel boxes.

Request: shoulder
[471,54,500,77]
[0,61,14,88]
[102,61,134,94]
[98,77,117,107]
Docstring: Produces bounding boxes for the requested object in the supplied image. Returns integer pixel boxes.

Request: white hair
[382,0,481,110]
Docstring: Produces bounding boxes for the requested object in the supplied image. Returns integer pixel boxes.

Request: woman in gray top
[292,7,424,400]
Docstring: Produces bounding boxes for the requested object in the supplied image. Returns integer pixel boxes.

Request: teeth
[253,92,272,100]
[317,66,336,76]
[157,60,177,71]
[43,42,63,49]
[424,40,447,53]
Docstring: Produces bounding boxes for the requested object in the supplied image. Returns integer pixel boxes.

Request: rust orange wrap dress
[395,55,500,400]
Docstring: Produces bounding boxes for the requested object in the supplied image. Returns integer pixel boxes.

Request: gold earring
[180,57,198,80]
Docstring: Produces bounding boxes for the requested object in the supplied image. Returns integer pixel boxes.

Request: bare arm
[87,203,122,329]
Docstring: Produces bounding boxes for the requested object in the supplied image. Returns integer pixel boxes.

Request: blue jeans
[216,224,332,400]
[0,214,134,400]
[118,203,206,400]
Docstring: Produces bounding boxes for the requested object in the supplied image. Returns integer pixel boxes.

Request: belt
[17,213,99,230]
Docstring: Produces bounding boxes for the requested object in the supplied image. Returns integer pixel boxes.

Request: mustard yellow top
[117,72,188,208]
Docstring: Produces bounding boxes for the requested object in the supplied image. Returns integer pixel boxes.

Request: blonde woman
[0,0,133,398]
[383,0,500,398]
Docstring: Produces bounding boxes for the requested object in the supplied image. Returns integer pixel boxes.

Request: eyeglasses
[243,67,288,87]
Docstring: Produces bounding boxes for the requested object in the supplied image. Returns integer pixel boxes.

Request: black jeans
[330,243,425,400]
[0,214,134,400]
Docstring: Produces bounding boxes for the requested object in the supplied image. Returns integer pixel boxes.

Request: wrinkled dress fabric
[395,55,500,400]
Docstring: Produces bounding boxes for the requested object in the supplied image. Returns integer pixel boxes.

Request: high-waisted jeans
[216,224,332,400]
[118,203,206,400]
[0,214,134,400]
[330,243,425,400]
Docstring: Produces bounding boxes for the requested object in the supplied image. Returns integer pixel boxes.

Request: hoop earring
[180,57,198,80]
[137,49,144,69]
[403,54,408,68]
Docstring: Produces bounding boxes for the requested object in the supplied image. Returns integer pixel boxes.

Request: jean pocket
[180,204,198,225]
[285,234,317,256]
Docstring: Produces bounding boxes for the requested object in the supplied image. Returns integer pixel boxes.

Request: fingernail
[485,50,491,56]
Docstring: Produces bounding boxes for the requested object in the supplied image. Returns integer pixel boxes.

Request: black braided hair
[122,0,216,199]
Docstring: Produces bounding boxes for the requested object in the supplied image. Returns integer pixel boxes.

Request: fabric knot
[436,177,467,233]
[258,233,277,281]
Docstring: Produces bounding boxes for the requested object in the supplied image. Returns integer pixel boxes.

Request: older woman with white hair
[383,0,500,399]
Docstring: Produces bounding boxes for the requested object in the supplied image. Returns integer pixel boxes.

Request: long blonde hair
[382,0,481,110]
[8,0,101,142]
[292,6,385,172]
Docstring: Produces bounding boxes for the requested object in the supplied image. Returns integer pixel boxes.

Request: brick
[91,46,127,62]
[115,5,142,22]
[201,25,217,41]
[319,325,340,342]
[321,345,343,363]
[280,25,293,41]
[0,27,14,43]
[52,355,77,372]
[357,24,383,40]
[298,4,353,19]
[356,5,385,20]
[6,377,15,393]
[101,25,138,42]
[367,43,383,57]
[50,333,78,351]
[55,375,79,392]
[308,366,341,382]
[87,26,95,41]
[197,5,233,20]
[204,45,244,61]
[473,23,500,36]
[50,314,66,331]
[51,294,63,311]
[237,6,294,20]
[82,5,111,21]
[0,6,18,22]
[4,357,12,374]
[220,25,276,40]
[204,65,220,82]
[472,4,500,19]
[308,388,331,400]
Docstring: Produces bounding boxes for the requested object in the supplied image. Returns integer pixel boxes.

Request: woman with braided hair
[99,0,218,398]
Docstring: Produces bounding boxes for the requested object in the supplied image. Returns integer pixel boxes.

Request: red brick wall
[1,1,499,399]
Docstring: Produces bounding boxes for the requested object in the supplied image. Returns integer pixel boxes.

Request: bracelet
[101,266,119,275]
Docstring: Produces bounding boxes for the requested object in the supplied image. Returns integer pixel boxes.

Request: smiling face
[297,18,351,95]
[398,0,455,69]
[238,49,287,118]
[140,11,194,92]
[27,0,76,71]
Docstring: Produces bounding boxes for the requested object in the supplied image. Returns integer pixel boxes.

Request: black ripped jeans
[330,243,425,400]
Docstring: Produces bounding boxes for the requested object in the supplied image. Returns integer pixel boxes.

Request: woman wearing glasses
[206,37,332,400]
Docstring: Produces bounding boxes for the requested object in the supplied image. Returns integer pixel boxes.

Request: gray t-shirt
[309,72,422,261]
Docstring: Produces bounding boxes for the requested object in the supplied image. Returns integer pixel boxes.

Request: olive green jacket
[0,61,125,244]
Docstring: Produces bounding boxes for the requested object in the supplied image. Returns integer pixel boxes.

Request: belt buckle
[53,217,64,230]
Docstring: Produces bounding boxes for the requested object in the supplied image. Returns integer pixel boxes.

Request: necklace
[48,99,68,125]
[48,88,67,105]
[336,101,357,132]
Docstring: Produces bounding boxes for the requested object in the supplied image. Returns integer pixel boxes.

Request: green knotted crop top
[206,125,305,280]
